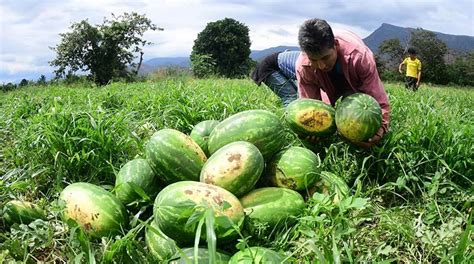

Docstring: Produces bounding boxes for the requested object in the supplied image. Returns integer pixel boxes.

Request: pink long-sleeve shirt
[296,30,390,137]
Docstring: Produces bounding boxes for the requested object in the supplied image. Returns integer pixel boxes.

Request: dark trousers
[405,76,418,91]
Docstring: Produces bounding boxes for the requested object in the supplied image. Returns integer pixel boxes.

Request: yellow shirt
[402,57,422,78]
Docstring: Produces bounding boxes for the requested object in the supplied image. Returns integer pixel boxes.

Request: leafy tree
[49,12,161,85]
[190,54,217,78]
[408,29,448,84]
[18,79,29,87]
[378,38,404,70]
[37,75,47,86]
[191,18,252,78]
[446,51,474,86]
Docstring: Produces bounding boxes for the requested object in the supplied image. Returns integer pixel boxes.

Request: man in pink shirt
[296,18,390,148]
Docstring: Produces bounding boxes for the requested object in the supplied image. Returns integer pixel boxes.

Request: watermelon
[266,146,321,191]
[170,248,231,264]
[240,187,305,235]
[153,181,244,245]
[190,120,220,156]
[3,200,45,225]
[115,158,161,205]
[59,182,128,237]
[335,93,382,142]
[207,110,287,160]
[145,220,177,262]
[145,128,207,184]
[286,98,336,137]
[229,247,288,264]
[309,171,350,204]
[200,141,264,197]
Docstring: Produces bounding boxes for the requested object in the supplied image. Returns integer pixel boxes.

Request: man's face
[306,44,338,72]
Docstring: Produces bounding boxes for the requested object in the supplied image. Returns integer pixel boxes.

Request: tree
[19,79,29,87]
[408,29,448,84]
[191,18,252,78]
[378,38,404,69]
[37,75,47,86]
[49,12,161,85]
[447,51,474,86]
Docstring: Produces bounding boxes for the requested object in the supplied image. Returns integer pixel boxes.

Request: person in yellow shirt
[399,47,422,91]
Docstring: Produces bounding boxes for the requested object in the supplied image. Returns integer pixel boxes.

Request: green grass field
[1,79,472,263]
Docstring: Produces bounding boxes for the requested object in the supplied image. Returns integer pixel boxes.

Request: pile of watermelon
[3,93,382,262]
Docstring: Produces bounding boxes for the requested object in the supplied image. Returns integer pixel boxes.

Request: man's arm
[398,58,406,74]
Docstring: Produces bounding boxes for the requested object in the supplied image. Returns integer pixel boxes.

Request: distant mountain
[364,23,474,53]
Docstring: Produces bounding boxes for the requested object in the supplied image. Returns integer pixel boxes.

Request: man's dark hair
[298,18,335,55]
[407,47,417,55]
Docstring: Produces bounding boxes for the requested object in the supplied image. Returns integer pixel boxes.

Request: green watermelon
[240,187,305,235]
[190,120,220,156]
[59,182,128,237]
[208,110,286,160]
[266,146,321,191]
[200,141,264,197]
[170,248,231,264]
[3,200,45,225]
[153,181,244,245]
[115,158,161,205]
[229,247,288,264]
[145,128,207,184]
[309,171,350,204]
[335,93,382,142]
[145,220,177,262]
[286,98,336,137]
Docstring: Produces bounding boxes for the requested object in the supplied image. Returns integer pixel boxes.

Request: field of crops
[0,78,472,263]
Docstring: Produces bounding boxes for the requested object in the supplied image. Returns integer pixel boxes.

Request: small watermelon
[3,200,45,225]
[145,128,207,184]
[208,110,287,160]
[190,120,220,156]
[335,93,382,142]
[286,98,336,138]
[200,141,264,197]
[59,182,128,237]
[145,220,177,262]
[115,158,161,206]
[266,146,321,191]
[309,171,350,204]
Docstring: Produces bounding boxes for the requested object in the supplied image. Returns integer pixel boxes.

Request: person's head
[298,18,338,72]
[407,47,417,59]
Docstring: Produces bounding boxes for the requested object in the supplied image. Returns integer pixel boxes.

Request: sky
[1,0,473,83]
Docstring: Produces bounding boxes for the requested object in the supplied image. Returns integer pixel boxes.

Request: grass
[0,79,472,263]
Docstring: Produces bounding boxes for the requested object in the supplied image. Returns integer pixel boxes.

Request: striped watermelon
[240,187,305,235]
[145,220,177,262]
[59,182,128,237]
[153,181,244,245]
[229,247,288,264]
[266,146,321,191]
[170,248,231,264]
[207,110,286,160]
[309,171,350,204]
[286,98,336,137]
[115,158,161,205]
[335,93,382,142]
[3,200,45,225]
[190,120,220,156]
[145,128,207,184]
[200,141,264,197]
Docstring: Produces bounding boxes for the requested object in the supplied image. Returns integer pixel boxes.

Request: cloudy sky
[1,0,473,83]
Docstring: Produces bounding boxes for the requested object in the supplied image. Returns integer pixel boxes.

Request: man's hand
[351,133,382,149]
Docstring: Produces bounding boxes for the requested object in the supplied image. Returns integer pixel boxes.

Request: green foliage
[378,38,404,71]
[191,18,252,78]
[446,52,474,86]
[49,12,160,85]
